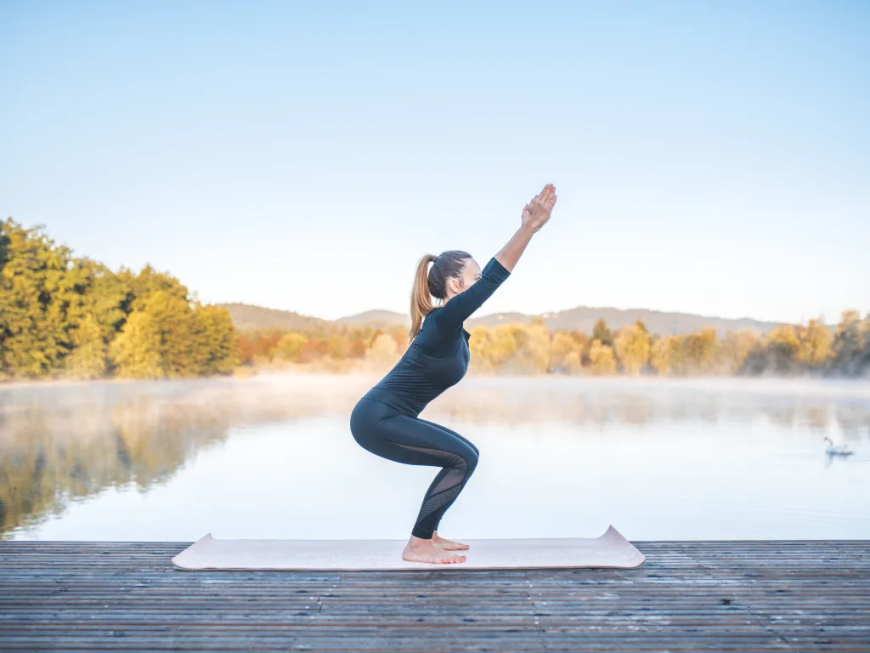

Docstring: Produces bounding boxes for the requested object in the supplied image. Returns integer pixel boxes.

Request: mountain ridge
[216,302,784,335]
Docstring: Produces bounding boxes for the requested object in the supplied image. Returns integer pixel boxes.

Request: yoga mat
[171,524,645,570]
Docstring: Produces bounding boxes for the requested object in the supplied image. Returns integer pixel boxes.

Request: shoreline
[2,369,870,398]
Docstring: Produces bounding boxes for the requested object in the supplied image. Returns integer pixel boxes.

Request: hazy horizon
[222,300,788,328]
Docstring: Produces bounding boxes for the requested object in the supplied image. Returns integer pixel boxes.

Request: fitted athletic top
[362,256,511,416]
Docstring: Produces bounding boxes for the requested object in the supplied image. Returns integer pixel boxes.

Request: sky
[1,0,868,325]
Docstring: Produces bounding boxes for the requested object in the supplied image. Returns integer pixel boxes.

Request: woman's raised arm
[496,182,557,271]
[433,183,557,332]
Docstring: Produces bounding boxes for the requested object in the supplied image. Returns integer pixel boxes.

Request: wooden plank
[0,540,867,651]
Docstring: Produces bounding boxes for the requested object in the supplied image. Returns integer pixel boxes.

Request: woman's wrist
[519,223,536,236]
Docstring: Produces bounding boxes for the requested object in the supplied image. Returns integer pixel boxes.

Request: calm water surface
[1,374,868,541]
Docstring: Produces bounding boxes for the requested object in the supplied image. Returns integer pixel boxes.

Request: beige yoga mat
[171,524,645,570]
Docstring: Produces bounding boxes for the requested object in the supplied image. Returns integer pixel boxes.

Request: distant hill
[469,306,783,336]
[216,303,333,333]
[221,301,784,336]
[333,309,409,328]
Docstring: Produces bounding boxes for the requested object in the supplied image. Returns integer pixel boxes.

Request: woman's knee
[418,417,480,456]
[444,444,477,477]
[464,447,479,476]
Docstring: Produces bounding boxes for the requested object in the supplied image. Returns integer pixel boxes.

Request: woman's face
[446,258,481,300]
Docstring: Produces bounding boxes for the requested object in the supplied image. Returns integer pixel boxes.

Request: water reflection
[1,374,868,540]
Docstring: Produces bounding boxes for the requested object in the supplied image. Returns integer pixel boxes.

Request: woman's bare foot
[402,535,467,564]
[431,529,470,551]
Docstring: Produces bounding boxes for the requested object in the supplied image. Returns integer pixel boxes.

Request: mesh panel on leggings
[392,441,465,467]
[417,483,463,524]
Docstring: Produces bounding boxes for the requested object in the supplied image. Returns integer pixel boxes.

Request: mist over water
[2,374,868,541]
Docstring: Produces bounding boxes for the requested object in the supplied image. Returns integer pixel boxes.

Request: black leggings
[349,398,479,540]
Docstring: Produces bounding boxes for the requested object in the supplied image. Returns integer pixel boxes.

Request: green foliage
[109,310,163,379]
[0,220,76,378]
[592,318,613,347]
[190,303,239,375]
[65,313,108,379]
[0,218,237,381]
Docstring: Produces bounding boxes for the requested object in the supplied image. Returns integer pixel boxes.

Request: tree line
[0,218,237,381]
[2,217,868,381]
[540,314,870,377]
[241,311,870,379]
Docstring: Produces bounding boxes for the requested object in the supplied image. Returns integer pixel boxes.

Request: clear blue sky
[2,0,868,325]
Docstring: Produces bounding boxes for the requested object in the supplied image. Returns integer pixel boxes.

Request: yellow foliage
[720,329,759,373]
[366,333,399,364]
[109,310,163,379]
[796,319,832,366]
[64,313,107,379]
[588,339,618,375]
[469,325,519,371]
[650,336,676,376]
[767,325,800,354]
[550,332,584,374]
[276,333,306,361]
[614,323,651,375]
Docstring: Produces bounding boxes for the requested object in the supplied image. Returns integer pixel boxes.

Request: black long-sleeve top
[362,256,512,416]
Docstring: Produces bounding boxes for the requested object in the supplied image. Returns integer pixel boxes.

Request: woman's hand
[521,183,557,233]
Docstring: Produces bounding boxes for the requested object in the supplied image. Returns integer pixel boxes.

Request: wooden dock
[0,539,868,651]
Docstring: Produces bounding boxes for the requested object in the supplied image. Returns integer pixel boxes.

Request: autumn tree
[796,319,833,367]
[592,319,614,347]
[683,328,719,374]
[720,329,759,374]
[614,322,651,375]
[65,313,108,379]
[588,339,617,375]
[549,331,584,374]
[189,303,238,374]
[276,333,306,361]
[366,333,399,365]
[0,219,79,378]
[108,309,163,379]
[650,336,676,376]
[830,310,869,376]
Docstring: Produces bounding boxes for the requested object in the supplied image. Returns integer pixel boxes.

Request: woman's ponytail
[409,254,437,342]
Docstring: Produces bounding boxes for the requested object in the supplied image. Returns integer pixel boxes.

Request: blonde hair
[408,250,472,343]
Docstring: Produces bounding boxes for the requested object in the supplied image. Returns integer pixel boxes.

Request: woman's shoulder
[425,306,454,330]
[421,307,462,339]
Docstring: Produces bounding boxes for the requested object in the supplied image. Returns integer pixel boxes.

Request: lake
[1,373,868,541]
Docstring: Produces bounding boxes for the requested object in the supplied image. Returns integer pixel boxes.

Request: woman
[349,183,557,564]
